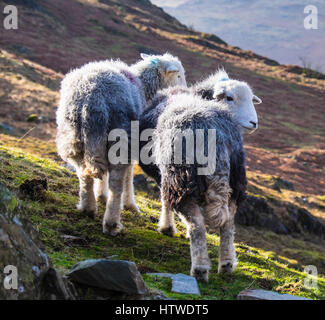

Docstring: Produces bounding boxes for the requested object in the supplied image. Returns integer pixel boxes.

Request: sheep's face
[200,80,261,133]
[141,53,187,88]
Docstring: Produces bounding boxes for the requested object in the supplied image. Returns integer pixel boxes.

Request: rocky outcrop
[236,195,325,239]
[0,184,75,300]
[0,184,155,300]
[236,195,288,234]
[134,173,325,238]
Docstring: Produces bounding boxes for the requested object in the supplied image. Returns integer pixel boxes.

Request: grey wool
[56,53,186,237]
[139,70,261,282]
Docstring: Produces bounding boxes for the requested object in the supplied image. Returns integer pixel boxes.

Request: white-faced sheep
[56,53,186,236]
[139,70,261,281]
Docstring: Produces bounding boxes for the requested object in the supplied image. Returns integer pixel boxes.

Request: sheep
[139,70,261,281]
[56,53,186,236]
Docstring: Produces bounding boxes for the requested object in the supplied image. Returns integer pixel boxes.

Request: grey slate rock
[172,274,200,296]
[67,259,147,295]
[237,289,311,300]
[147,272,200,295]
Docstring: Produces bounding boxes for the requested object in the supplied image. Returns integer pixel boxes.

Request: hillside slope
[152,0,325,70]
[0,0,324,299]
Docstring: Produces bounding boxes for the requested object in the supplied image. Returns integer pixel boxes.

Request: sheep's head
[140,53,187,88]
[197,70,262,133]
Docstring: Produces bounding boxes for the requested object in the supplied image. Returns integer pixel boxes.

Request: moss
[0,134,324,300]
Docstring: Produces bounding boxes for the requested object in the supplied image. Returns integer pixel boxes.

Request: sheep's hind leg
[76,168,97,218]
[180,200,211,282]
[94,171,109,203]
[121,163,140,213]
[103,165,127,236]
[157,199,178,237]
[218,200,237,274]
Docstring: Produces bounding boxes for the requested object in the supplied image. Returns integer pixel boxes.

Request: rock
[171,274,200,296]
[0,123,14,134]
[236,195,325,239]
[147,273,200,295]
[236,195,288,235]
[0,183,73,300]
[40,267,76,300]
[67,259,147,295]
[237,289,310,300]
[285,204,325,239]
[60,235,87,246]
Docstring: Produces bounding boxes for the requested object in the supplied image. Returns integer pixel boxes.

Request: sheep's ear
[165,65,179,73]
[253,95,262,104]
[197,89,214,100]
[140,53,150,60]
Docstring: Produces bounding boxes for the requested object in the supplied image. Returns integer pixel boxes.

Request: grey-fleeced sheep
[139,70,261,282]
[56,53,186,236]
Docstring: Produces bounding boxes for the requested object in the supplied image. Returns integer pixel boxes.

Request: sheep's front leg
[121,163,140,213]
[103,165,127,236]
[94,171,109,203]
[76,169,97,218]
[218,201,237,274]
[157,199,178,237]
[180,201,211,282]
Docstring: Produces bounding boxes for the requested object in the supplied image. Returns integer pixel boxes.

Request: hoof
[158,225,178,237]
[218,260,237,274]
[123,202,140,213]
[191,265,210,283]
[103,222,123,236]
[76,203,97,219]
[95,194,108,204]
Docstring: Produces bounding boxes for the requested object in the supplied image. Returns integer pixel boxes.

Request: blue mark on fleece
[220,77,229,81]
[150,58,160,65]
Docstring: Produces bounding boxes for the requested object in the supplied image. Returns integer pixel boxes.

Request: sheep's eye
[226,96,233,101]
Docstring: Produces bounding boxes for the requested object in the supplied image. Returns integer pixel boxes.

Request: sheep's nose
[250,121,257,128]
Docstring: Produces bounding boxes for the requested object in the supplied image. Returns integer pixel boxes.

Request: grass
[0,134,325,300]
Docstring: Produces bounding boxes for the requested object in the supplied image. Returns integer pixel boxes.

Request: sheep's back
[56,60,145,164]
[154,93,246,210]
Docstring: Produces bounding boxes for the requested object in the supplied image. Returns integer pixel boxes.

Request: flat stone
[147,273,174,278]
[67,259,147,295]
[237,289,310,300]
[171,273,200,296]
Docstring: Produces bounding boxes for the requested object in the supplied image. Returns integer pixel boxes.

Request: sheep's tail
[162,165,207,211]
[81,104,110,178]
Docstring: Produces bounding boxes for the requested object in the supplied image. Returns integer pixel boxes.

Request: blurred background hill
[152,0,325,72]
